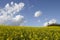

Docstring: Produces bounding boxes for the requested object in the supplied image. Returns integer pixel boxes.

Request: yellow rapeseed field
[0,25,60,40]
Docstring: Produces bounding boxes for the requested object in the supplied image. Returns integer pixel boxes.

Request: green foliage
[0,25,60,40]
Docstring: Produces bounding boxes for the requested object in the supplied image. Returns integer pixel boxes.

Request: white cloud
[19,20,27,26]
[12,15,24,22]
[11,2,14,5]
[44,19,57,26]
[9,15,24,25]
[5,3,10,8]
[44,22,49,26]
[49,19,56,24]
[34,11,42,17]
[5,2,24,15]
[0,2,25,25]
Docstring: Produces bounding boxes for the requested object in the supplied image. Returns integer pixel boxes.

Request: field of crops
[0,25,60,40]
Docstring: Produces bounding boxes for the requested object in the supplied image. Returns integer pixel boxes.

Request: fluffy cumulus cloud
[0,2,25,25]
[34,11,42,17]
[44,19,57,26]
[10,15,24,25]
[44,22,49,26]
[20,20,27,26]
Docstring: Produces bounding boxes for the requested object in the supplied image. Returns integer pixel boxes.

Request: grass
[0,25,60,40]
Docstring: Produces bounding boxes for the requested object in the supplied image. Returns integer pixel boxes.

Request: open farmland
[0,25,60,40]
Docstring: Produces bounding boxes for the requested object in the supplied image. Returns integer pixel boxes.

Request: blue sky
[0,0,60,26]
